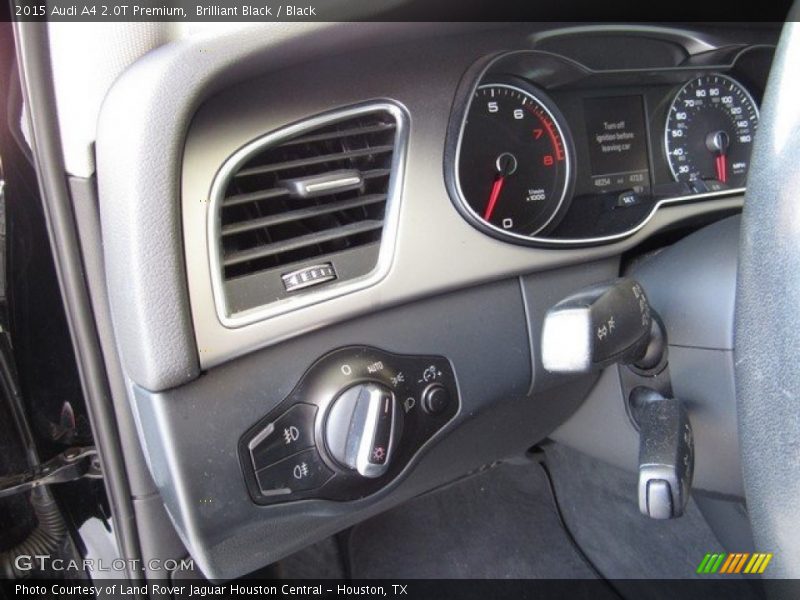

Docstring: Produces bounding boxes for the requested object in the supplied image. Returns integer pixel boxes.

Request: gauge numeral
[543,155,554,166]
[513,109,524,120]
[487,101,499,113]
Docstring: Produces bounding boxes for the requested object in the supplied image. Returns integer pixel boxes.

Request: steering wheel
[736,14,800,578]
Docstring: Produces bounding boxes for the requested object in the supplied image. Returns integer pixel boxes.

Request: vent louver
[210,103,406,322]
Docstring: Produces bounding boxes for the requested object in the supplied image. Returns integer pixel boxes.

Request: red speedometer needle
[707,131,730,184]
[484,176,505,221]
[715,153,727,183]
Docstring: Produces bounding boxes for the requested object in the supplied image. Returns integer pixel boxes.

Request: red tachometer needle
[484,176,505,221]
[715,153,727,183]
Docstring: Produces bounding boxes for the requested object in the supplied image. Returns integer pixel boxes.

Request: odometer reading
[456,83,573,238]
[665,74,759,188]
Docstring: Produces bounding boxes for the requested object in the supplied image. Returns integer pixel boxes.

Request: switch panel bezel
[238,346,459,505]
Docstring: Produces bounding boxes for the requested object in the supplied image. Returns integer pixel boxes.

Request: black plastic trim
[238,346,459,505]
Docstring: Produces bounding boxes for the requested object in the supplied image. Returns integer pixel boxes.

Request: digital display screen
[583,96,650,193]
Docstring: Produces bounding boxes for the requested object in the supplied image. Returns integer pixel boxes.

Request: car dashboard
[91,22,779,579]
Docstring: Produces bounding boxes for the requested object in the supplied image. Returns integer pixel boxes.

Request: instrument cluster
[446,45,772,245]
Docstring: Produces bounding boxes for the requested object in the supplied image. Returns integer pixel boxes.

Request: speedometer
[455,82,575,240]
[665,73,759,189]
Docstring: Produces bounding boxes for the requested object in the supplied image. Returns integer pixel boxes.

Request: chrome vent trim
[207,101,409,328]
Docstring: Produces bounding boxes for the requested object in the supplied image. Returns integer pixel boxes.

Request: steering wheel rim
[736,11,800,579]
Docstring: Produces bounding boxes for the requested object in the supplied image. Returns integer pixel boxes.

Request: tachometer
[665,74,759,189]
[455,82,575,239]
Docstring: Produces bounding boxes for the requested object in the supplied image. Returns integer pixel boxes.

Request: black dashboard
[92,22,780,581]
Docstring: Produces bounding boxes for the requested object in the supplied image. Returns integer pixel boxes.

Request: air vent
[209,102,407,324]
